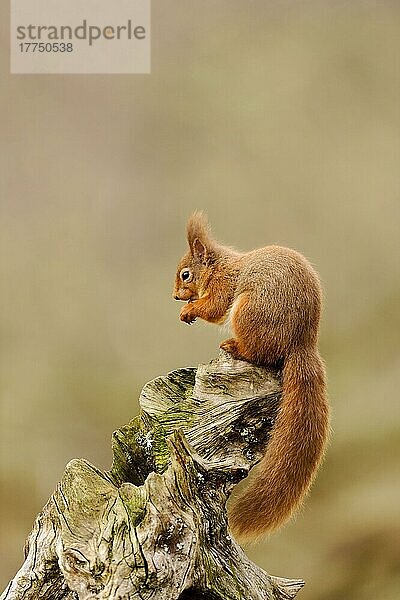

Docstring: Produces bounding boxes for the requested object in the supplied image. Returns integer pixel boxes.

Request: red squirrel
[173,212,330,540]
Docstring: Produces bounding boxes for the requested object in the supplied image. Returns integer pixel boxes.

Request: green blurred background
[1,1,399,597]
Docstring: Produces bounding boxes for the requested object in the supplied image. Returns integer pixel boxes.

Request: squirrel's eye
[180,269,193,283]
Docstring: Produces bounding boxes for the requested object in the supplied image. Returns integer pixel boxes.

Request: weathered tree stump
[1,351,304,600]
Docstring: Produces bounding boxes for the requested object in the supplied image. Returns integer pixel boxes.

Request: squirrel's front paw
[180,305,197,324]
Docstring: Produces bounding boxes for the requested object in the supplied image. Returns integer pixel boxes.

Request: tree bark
[1,351,304,600]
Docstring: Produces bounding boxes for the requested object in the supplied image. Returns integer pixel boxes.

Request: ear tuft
[187,211,210,244]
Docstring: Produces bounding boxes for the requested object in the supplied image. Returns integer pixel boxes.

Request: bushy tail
[228,349,329,541]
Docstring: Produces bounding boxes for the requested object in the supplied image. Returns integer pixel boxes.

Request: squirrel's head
[173,212,216,302]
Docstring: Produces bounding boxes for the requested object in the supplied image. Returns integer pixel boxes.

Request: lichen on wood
[1,351,304,600]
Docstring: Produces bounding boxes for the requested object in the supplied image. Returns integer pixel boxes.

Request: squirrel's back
[232,246,322,365]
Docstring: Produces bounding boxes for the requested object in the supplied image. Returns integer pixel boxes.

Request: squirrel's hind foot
[220,338,247,361]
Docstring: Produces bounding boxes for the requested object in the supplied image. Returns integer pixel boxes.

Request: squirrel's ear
[187,211,213,260]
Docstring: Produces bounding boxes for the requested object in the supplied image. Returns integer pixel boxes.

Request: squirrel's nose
[174,295,180,300]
